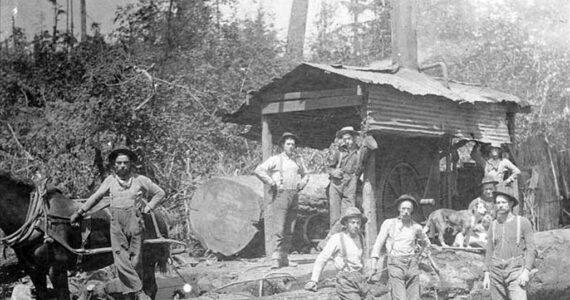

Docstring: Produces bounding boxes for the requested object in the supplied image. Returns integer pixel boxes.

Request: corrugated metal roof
[304,63,529,108]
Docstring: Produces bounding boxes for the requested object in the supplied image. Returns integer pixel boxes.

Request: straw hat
[480,174,499,186]
[340,207,368,225]
[278,132,299,146]
[335,126,359,139]
[394,194,419,209]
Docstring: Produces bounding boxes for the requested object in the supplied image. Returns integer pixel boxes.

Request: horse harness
[0,180,111,262]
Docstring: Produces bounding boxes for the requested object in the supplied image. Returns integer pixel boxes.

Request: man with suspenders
[304,207,373,300]
[254,132,309,269]
[370,195,430,300]
[327,126,362,229]
[483,185,536,299]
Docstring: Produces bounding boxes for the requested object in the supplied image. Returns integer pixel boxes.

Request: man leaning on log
[70,148,165,300]
[254,132,308,269]
[483,185,536,300]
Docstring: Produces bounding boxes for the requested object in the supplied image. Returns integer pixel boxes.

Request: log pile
[407,228,570,299]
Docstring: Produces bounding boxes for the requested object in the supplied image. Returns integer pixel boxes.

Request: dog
[423,202,488,248]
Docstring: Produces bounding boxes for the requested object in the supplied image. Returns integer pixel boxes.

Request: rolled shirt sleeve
[310,234,340,282]
[521,218,536,270]
[139,175,166,209]
[254,156,278,186]
[371,219,391,259]
[81,176,112,212]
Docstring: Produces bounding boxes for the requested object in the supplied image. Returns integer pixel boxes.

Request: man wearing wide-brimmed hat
[471,142,520,196]
[370,195,430,300]
[327,126,361,229]
[468,174,499,218]
[70,148,165,300]
[254,132,308,268]
[483,185,536,300]
[304,207,373,299]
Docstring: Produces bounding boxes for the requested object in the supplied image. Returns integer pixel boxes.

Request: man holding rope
[370,195,430,300]
[70,148,165,300]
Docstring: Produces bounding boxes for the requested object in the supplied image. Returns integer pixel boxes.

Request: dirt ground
[3,229,570,299]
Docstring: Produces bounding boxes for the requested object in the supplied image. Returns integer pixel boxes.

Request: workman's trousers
[266,189,298,260]
[110,207,145,294]
[335,271,373,300]
[328,175,357,228]
[387,255,420,300]
[489,257,527,300]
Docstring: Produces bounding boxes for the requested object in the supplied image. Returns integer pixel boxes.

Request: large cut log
[189,174,330,256]
[399,228,570,299]
[189,176,264,256]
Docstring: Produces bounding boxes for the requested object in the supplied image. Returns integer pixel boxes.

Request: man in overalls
[304,207,373,300]
[71,149,165,300]
[254,132,308,268]
[370,195,430,300]
[483,185,536,299]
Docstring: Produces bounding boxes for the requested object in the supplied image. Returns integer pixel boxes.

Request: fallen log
[189,174,330,256]
[408,228,570,299]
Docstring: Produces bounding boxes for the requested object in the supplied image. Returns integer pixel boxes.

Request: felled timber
[189,175,330,256]
[412,228,570,299]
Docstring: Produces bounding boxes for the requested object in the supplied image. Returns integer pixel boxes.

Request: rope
[1,182,46,247]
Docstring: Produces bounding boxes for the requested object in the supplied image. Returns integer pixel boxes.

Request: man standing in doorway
[254,132,309,268]
[483,185,536,300]
[370,195,430,300]
[328,126,361,229]
[70,149,165,300]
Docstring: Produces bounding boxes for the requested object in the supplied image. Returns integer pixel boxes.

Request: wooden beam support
[262,95,363,115]
[263,88,358,102]
[362,144,377,255]
[261,115,273,257]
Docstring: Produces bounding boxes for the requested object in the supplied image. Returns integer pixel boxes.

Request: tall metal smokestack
[286,0,309,60]
[391,0,418,70]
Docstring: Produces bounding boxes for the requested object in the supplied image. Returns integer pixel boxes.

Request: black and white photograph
[0,0,568,299]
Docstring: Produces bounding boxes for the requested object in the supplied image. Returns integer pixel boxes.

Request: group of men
[68,127,534,300]
[254,127,535,300]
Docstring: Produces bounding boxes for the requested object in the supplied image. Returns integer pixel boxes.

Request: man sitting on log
[370,195,430,300]
[254,132,308,269]
[304,207,373,300]
[483,185,536,300]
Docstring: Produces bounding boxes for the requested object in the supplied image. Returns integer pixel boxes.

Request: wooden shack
[225,1,530,251]
[227,62,529,249]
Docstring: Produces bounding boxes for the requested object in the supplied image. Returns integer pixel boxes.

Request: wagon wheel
[381,161,426,221]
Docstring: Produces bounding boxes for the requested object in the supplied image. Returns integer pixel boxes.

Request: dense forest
[1,0,570,236]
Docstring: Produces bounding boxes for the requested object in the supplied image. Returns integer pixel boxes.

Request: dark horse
[0,171,170,299]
